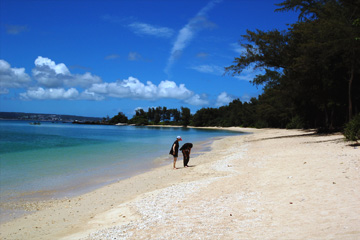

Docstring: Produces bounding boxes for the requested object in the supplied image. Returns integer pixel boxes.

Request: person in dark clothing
[169,136,182,169]
[180,143,193,168]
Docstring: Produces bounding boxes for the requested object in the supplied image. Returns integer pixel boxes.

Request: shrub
[344,113,360,142]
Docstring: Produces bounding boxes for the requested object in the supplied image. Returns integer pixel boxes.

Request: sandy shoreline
[1,127,359,239]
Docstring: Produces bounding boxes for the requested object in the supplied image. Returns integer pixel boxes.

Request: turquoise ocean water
[0,120,241,220]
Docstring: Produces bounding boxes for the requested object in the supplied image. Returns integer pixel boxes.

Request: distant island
[0,112,102,123]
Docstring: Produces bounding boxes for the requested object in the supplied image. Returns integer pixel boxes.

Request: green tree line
[109,107,192,126]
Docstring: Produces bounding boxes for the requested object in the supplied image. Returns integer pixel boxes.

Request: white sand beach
[1,128,359,239]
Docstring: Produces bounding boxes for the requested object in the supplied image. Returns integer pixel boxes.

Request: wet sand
[1,128,359,239]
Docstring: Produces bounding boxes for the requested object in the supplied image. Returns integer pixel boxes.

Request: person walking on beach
[180,143,193,168]
[169,136,182,169]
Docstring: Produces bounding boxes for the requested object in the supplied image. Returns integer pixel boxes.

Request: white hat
[177,136,182,140]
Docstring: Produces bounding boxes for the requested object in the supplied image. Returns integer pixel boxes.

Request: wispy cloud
[233,63,265,82]
[128,52,142,61]
[128,22,174,38]
[101,14,173,38]
[240,93,251,102]
[196,52,209,59]
[190,64,223,75]
[229,43,265,82]
[165,0,222,75]
[5,24,29,35]
[230,42,246,55]
[105,54,120,60]
[101,14,130,24]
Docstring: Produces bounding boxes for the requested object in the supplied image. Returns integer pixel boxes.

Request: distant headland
[0,112,102,123]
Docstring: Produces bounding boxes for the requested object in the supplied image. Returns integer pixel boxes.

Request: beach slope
[1,128,359,239]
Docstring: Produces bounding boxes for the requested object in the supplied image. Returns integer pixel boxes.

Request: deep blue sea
[0,120,241,218]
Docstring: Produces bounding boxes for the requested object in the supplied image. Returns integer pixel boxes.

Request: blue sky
[0,0,298,118]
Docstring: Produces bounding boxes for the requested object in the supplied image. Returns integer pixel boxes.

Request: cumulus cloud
[89,77,157,99]
[22,74,207,105]
[216,92,234,106]
[20,87,79,100]
[165,0,222,74]
[2,57,208,105]
[128,22,174,38]
[80,90,105,101]
[184,94,209,106]
[71,72,102,88]
[32,56,102,88]
[20,87,106,101]
[0,59,31,94]
[87,77,194,101]
[157,80,193,99]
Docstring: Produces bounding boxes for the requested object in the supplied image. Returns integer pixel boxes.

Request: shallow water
[0,120,242,221]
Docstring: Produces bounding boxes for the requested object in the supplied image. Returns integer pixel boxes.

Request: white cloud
[0,59,31,94]
[80,89,105,101]
[216,92,234,106]
[87,77,195,101]
[4,57,209,105]
[17,75,204,103]
[88,77,157,99]
[128,22,174,38]
[20,87,79,100]
[70,72,102,88]
[32,56,102,88]
[190,64,223,75]
[157,80,193,99]
[184,94,209,106]
[165,0,222,74]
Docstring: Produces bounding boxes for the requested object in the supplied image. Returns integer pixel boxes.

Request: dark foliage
[109,112,128,124]
[344,113,360,142]
[126,107,191,126]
